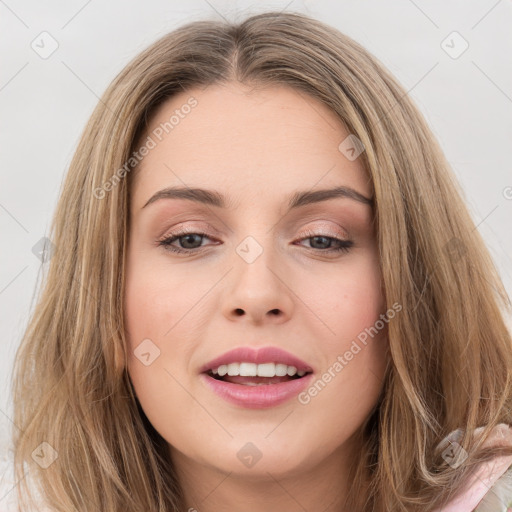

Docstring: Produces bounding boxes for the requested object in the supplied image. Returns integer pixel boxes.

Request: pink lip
[200,372,315,409]
[199,346,314,373]
[198,346,314,409]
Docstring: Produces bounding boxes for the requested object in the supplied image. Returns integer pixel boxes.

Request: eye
[294,229,354,254]
[157,230,217,254]
[156,229,354,255]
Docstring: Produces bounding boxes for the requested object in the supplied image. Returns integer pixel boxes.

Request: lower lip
[200,372,314,409]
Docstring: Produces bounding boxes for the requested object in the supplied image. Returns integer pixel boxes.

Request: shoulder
[433,423,512,512]
[475,464,512,512]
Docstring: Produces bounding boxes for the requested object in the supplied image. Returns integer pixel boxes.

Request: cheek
[123,247,211,410]
[295,262,388,442]
[123,256,195,443]
[298,250,385,344]
[123,248,201,343]
[293,249,388,402]
[123,251,179,401]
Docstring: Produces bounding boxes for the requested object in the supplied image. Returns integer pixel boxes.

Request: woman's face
[125,82,389,482]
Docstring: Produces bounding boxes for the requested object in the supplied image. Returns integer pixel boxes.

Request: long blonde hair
[11,10,512,511]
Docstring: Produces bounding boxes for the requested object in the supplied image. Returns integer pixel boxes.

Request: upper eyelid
[158,217,352,236]
[159,226,350,239]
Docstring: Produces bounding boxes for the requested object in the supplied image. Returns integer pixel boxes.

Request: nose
[221,238,294,325]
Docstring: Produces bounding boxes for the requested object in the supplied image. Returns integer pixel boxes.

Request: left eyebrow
[141,185,374,210]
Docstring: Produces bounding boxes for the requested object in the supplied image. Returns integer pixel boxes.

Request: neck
[169,436,365,512]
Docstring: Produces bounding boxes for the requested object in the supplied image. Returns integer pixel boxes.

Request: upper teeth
[212,362,306,378]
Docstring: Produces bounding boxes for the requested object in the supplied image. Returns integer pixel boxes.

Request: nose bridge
[233,233,281,294]
[235,234,267,266]
[222,232,293,322]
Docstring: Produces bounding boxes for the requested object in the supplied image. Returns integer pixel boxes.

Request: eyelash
[156,228,354,255]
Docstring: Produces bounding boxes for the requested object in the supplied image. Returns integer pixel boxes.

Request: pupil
[311,236,329,249]
[182,234,201,249]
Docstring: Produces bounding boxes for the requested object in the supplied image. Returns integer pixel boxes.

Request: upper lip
[200,346,314,374]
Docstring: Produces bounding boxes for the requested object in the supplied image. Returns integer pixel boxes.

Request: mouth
[200,361,314,408]
[199,347,315,408]
[205,362,312,386]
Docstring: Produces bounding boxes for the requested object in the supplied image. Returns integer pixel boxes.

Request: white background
[1,0,511,508]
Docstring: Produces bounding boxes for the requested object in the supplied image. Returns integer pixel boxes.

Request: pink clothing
[433,423,512,511]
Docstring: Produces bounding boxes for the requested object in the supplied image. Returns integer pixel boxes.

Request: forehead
[129,82,372,211]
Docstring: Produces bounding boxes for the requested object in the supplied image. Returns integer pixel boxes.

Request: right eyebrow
[141,185,373,211]
[287,186,373,210]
